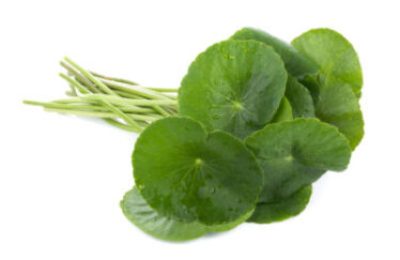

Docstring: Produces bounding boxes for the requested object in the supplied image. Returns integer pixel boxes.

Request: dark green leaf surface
[272,97,293,123]
[292,28,363,97]
[285,76,315,118]
[121,187,207,241]
[315,83,364,149]
[179,40,287,139]
[245,118,351,203]
[133,117,263,225]
[230,27,318,77]
[248,185,312,224]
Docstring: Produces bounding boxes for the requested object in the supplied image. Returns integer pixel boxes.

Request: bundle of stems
[24,57,179,133]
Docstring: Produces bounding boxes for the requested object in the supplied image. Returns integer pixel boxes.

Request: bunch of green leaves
[26,27,364,241]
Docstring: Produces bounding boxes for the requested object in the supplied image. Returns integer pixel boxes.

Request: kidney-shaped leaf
[292,28,363,97]
[230,27,318,77]
[179,40,287,139]
[245,118,351,203]
[248,185,312,224]
[133,117,263,225]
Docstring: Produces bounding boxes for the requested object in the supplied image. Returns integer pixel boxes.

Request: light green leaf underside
[179,40,287,139]
[248,185,312,224]
[230,27,318,77]
[285,76,315,118]
[245,118,351,203]
[292,28,363,97]
[133,117,263,225]
[121,187,206,241]
[272,97,293,123]
[121,187,254,241]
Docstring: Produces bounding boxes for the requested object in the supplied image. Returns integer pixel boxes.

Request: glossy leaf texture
[230,27,318,77]
[179,40,287,139]
[292,28,363,97]
[248,185,312,224]
[133,117,263,225]
[245,118,351,203]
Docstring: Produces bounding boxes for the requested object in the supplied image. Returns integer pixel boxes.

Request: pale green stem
[112,90,141,99]
[81,94,177,107]
[59,73,90,94]
[94,98,143,132]
[42,95,176,108]
[37,106,161,123]
[60,61,99,93]
[43,108,159,123]
[64,57,117,96]
[24,100,154,114]
[90,71,138,86]
[25,58,180,132]
[147,87,179,93]
[152,105,172,117]
[44,108,123,118]
[99,78,175,101]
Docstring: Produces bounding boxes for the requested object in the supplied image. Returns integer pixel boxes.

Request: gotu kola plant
[25,27,364,241]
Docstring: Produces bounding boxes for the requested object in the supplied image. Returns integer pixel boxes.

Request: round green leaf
[315,83,364,149]
[133,117,263,225]
[179,40,287,139]
[292,28,363,97]
[245,118,351,203]
[272,97,293,123]
[230,27,318,77]
[121,187,207,241]
[248,185,312,224]
[121,187,254,241]
[285,76,315,118]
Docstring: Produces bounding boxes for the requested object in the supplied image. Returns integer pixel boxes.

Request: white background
[1,0,399,259]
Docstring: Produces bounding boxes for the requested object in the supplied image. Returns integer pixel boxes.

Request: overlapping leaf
[292,28,363,97]
[121,187,254,241]
[248,185,312,224]
[120,28,364,240]
[245,118,351,203]
[231,27,318,77]
[292,29,364,149]
[133,117,263,225]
